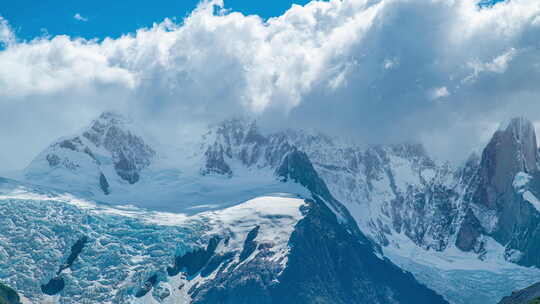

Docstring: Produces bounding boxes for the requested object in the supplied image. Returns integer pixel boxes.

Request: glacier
[0,177,309,304]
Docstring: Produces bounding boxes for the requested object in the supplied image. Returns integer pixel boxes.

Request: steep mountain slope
[456,117,540,267]
[0,148,447,304]
[24,112,155,196]
[499,281,540,304]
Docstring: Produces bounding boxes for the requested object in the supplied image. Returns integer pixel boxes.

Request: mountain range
[3,112,540,303]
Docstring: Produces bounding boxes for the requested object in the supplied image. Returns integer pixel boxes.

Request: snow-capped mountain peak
[24,111,155,197]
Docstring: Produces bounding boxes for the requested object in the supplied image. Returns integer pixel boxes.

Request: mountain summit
[475,117,538,209]
[24,111,155,196]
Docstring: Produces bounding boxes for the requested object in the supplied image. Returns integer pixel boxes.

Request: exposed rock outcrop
[499,281,540,304]
[474,117,538,210]
[0,283,21,304]
[24,111,155,195]
[455,117,540,267]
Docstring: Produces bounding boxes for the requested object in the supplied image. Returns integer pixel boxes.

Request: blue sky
[1,0,312,41]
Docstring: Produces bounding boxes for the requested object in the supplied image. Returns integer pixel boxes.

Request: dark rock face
[135,274,158,298]
[40,277,64,296]
[200,252,235,278]
[455,208,484,253]
[201,143,233,177]
[99,173,110,195]
[275,149,370,242]
[46,137,99,170]
[239,226,260,262]
[201,118,295,177]
[40,236,88,296]
[59,236,88,273]
[474,117,538,210]
[46,154,61,167]
[499,281,540,304]
[454,117,540,267]
[167,236,221,277]
[273,197,448,304]
[0,283,21,304]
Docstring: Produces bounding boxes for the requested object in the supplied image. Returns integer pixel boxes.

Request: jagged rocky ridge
[200,118,464,252]
[458,117,540,266]
[199,117,540,269]
[24,112,155,195]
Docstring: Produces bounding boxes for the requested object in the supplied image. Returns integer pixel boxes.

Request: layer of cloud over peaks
[1,0,540,171]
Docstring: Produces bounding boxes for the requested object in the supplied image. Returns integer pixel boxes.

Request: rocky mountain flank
[201,116,540,268]
[24,112,155,195]
[458,117,540,266]
[499,281,540,304]
[184,149,448,304]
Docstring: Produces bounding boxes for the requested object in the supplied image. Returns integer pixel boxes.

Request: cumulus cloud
[74,13,89,22]
[1,0,540,171]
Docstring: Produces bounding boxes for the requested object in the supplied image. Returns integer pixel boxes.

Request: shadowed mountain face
[24,112,155,195]
[82,112,155,184]
[0,283,21,304]
[474,117,538,210]
[455,118,540,266]
[499,281,540,304]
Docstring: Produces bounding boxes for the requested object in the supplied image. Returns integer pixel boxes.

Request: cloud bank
[1,0,540,171]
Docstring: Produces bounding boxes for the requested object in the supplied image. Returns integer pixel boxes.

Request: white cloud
[464,48,517,83]
[2,0,540,170]
[74,13,88,22]
[430,86,450,100]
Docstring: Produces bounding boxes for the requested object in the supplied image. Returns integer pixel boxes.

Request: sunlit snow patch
[513,172,540,212]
